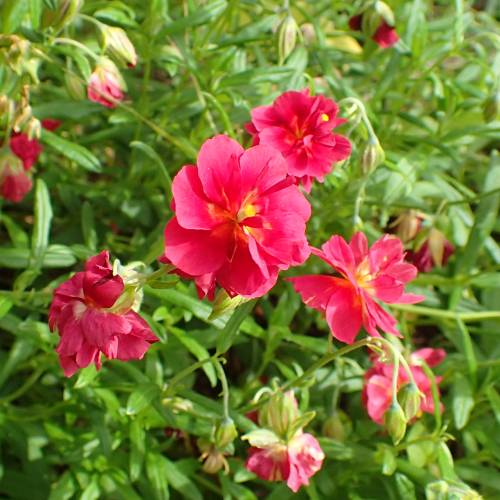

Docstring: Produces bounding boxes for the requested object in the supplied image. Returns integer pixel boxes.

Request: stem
[52,38,100,61]
[421,361,442,434]
[391,348,400,405]
[391,304,500,322]
[164,356,218,396]
[214,359,230,421]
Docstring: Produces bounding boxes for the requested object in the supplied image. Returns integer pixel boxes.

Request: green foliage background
[0,0,499,498]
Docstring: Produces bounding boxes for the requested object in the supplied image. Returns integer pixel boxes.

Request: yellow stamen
[321,113,329,122]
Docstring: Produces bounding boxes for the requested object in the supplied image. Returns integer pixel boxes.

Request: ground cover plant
[0,0,499,498]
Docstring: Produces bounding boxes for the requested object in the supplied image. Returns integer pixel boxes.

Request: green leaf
[48,471,75,500]
[169,327,217,387]
[452,373,474,430]
[126,384,161,415]
[29,0,42,29]
[41,129,102,172]
[162,457,202,500]
[216,300,256,354]
[80,476,100,500]
[130,140,172,193]
[129,419,145,482]
[146,453,170,500]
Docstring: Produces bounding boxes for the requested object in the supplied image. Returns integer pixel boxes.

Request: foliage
[0,0,499,499]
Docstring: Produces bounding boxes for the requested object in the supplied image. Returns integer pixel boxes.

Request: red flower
[246,432,324,492]
[0,157,32,202]
[289,232,423,343]
[407,231,454,273]
[246,89,351,190]
[9,133,42,170]
[162,135,311,298]
[349,14,399,49]
[87,59,125,108]
[362,348,446,424]
[49,251,158,377]
[9,119,61,170]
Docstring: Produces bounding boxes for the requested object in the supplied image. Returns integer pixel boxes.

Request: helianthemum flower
[245,89,351,190]
[162,134,311,298]
[289,232,424,343]
[49,251,158,377]
[362,348,446,424]
[243,391,324,492]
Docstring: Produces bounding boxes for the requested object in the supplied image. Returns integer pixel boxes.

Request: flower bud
[278,15,299,63]
[483,92,500,123]
[25,117,41,140]
[322,410,351,441]
[427,228,453,268]
[0,95,15,129]
[389,211,422,243]
[0,35,30,74]
[373,1,395,26]
[399,383,421,421]
[0,149,32,203]
[209,289,247,320]
[197,438,229,474]
[426,480,482,500]
[65,72,85,100]
[87,58,126,109]
[258,391,299,438]
[301,23,316,45]
[214,418,238,449]
[100,26,137,68]
[362,137,385,175]
[384,402,407,445]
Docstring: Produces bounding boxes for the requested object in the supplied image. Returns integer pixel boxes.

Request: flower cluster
[0,119,59,202]
[243,391,324,492]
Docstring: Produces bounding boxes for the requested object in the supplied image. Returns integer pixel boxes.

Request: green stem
[214,359,230,421]
[421,361,442,434]
[52,38,100,60]
[391,349,400,405]
[164,356,219,396]
[392,304,500,321]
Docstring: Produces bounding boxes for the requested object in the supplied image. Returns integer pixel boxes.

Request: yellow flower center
[321,113,330,122]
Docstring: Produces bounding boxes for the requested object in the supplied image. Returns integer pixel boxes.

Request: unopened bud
[389,211,422,243]
[259,390,299,437]
[483,92,500,123]
[214,418,238,449]
[209,289,247,320]
[25,117,41,140]
[101,26,137,68]
[12,104,33,133]
[0,35,30,74]
[65,72,85,100]
[0,95,15,129]
[361,137,385,174]
[373,1,395,26]
[427,228,451,268]
[197,438,229,474]
[322,410,351,441]
[384,402,407,445]
[399,383,421,421]
[278,15,299,64]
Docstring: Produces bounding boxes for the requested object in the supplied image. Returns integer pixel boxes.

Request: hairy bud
[101,26,137,68]
[384,402,407,445]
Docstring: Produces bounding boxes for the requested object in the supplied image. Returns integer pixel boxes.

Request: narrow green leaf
[452,373,474,430]
[216,300,256,354]
[41,129,102,172]
[130,140,172,193]
[129,419,146,482]
[126,384,161,415]
[162,457,202,500]
[146,453,170,500]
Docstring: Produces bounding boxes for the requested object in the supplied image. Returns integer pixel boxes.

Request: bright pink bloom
[0,161,32,202]
[49,251,158,377]
[87,61,125,108]
[245,89,351,190]
[289,232,424,343]
[162,135,311,298]
[362,348,446,424]
[349,14,399,48]
[9,133,42,170]
[246,432,324,492]
[408,238,454,273]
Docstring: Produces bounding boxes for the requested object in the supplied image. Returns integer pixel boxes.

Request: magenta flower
[289,232,424,343]
[9,133,42,170]
[245,89,351,190]
[408,232,454,273]
[49,251,158,377]
[87,59,125,108]
[246,432,324,492]
[349,14,399,49]
[362,348,446,424]
[162,135,311,298]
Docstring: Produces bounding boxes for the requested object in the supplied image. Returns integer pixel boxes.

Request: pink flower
[87,59,125,108]
[349,14,399,48]
[289,232,424,343]
[362,348,446,424]
[49,251,158,377]
[245,89,351,190]
[246,432,324,492]
[162,135,311,298]
[0,160,32,202]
